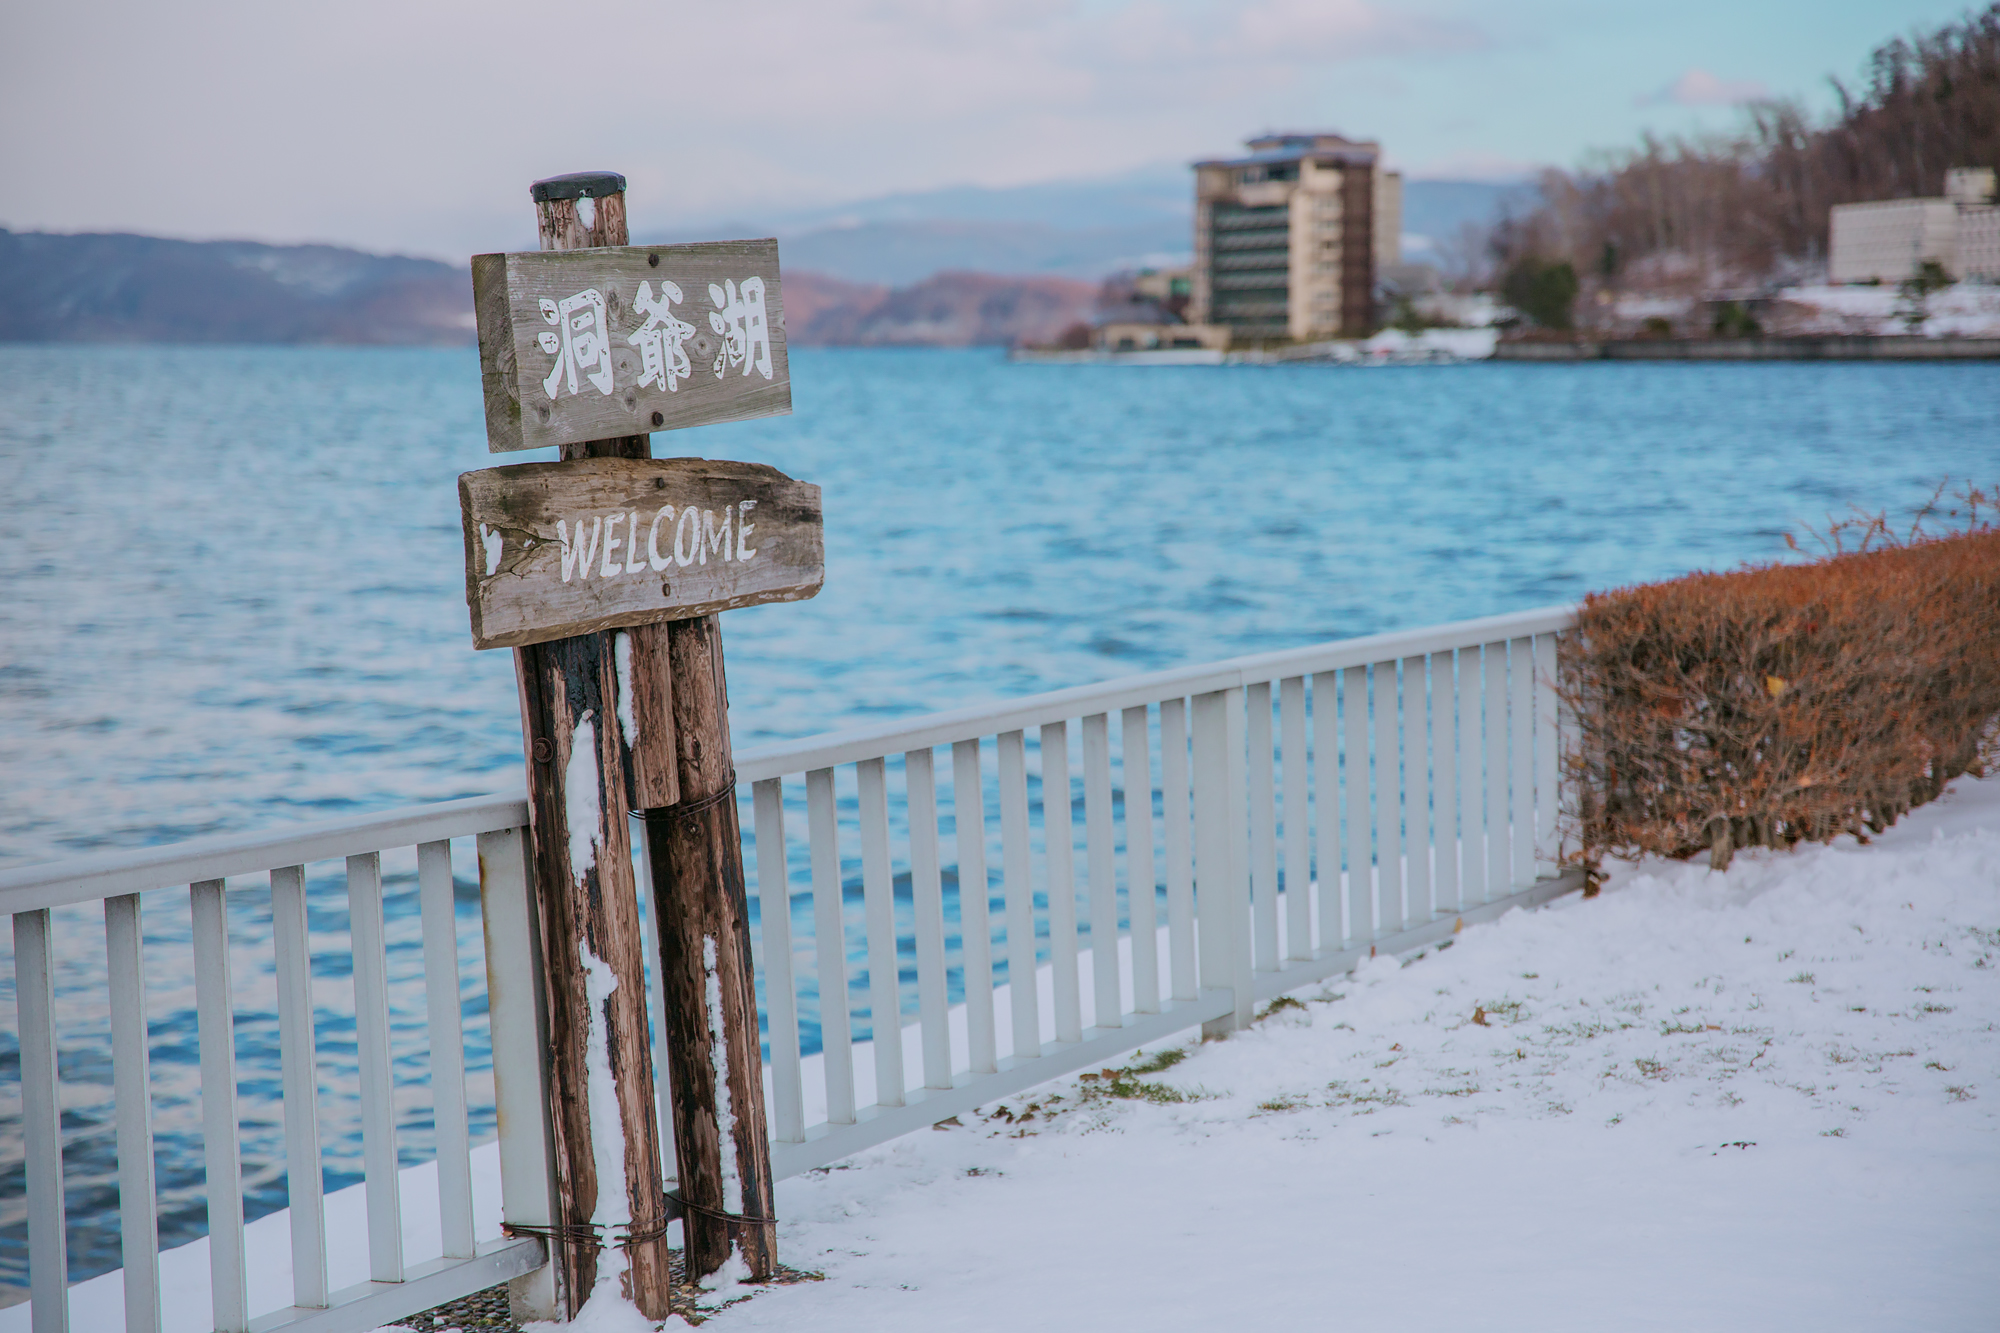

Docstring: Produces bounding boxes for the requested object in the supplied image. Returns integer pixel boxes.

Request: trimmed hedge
[1560,525,2000,875]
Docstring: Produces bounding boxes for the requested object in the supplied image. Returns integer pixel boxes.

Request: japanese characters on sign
[473,239,791,453]
[459,457,824,650]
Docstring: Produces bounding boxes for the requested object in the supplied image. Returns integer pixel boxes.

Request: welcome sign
[458,456,824,649]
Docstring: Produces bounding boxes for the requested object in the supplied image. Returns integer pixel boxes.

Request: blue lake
[2,346,1995,1292]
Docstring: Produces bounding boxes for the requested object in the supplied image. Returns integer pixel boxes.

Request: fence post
[1535,633,1563,878]
[16,909,68,1333]
[479,827,560,1324]
[1223,687,1254,1027]
[1192,689,1252,1034]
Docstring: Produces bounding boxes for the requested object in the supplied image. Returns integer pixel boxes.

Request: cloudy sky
[0,0,1969,260]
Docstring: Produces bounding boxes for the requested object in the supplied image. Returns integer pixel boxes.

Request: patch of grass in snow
[1946,1086,1976,1101]
[1127,1047,1189,1075]
[1545,1019,1625,1041]
[1926,1060,1953,1071]
[1325,1079,1409,1110]
[1917,1002,1955,1014]
[1788,972,1816,984]
[1821,1127,1848,1137]
[1424,1084,1482,1098]
[1258,995,1308,1021]
[1475,999,1527,1024]
[1661,1020,1719,1035]
[1633,1058,1672,1080]
[1103,1078,1201,1105]
[1074,1048,1207,1106]
[1256,1093,1310,1113]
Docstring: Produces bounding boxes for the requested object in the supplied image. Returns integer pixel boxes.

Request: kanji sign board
[472,239,791,454]
[460,457,823,649]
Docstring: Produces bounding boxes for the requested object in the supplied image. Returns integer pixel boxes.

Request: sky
[0,0,1976,261]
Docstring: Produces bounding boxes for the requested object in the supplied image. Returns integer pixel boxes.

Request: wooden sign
[472,239,791,454]
[459,456,822,649]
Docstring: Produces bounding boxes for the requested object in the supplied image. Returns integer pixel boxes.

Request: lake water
[2,346,1995,1293]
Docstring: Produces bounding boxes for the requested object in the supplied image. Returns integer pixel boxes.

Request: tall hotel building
[1189,133,1401,341]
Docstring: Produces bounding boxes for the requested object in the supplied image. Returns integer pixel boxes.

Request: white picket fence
[0,604,1579,1333]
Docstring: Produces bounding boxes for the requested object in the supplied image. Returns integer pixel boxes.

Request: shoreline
[1494,334,2000,362]
[1015,332,2000,365]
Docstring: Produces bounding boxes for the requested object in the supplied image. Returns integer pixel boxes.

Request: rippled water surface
[2,346,1995,1292]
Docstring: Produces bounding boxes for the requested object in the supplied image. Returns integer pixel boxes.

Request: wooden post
[471,170,798,1304]
[643,613,779,1278]
[511,170,677,1320]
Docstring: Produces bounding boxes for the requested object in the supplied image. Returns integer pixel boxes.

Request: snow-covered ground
[1361,327,1501,360]
[25,777,1997,1331]
[694,776,1998,1333]
[1774,283,2000,337]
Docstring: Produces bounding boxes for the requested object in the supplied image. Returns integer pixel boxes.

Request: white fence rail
[737,603,1580,1178]
[0,801,551,1333]
[0,604,1579,1331]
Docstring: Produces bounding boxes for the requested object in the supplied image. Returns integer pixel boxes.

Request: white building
[1188,132,1402,342]
[1829,167,2000,283]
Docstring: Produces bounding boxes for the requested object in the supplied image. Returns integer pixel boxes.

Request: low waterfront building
[1829,168,2000,283]
[1089,266,1228,352]
[1187,132,1401,342]
[1096,319,1231,352]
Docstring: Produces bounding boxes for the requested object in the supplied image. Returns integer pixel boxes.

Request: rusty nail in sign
[532,737,554,763]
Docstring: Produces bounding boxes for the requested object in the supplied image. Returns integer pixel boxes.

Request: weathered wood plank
[474,240,792,453]
[461,457,823,650]
[643,615,778,1280]
[514,633,674,1314]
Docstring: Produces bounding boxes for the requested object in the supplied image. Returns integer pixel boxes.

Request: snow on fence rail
[0,604,1581,1332]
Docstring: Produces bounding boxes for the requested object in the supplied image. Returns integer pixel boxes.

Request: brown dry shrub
[1561,503,2000,877]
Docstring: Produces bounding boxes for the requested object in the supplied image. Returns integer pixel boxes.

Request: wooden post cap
[530,171,627,203]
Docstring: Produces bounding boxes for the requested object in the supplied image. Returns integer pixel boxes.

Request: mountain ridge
[0,229,473,344]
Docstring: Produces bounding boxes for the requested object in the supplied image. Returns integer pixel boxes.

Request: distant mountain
[778,220,1188,287]
[762,163,1194,232]
[665,168,1530,285]
[3,170,1534,346]
[0,227,1090,349]
[783,270,1096,347]
[0,230,473,344]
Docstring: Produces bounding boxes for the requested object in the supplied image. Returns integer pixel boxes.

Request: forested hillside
[1491,5,2000,290]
